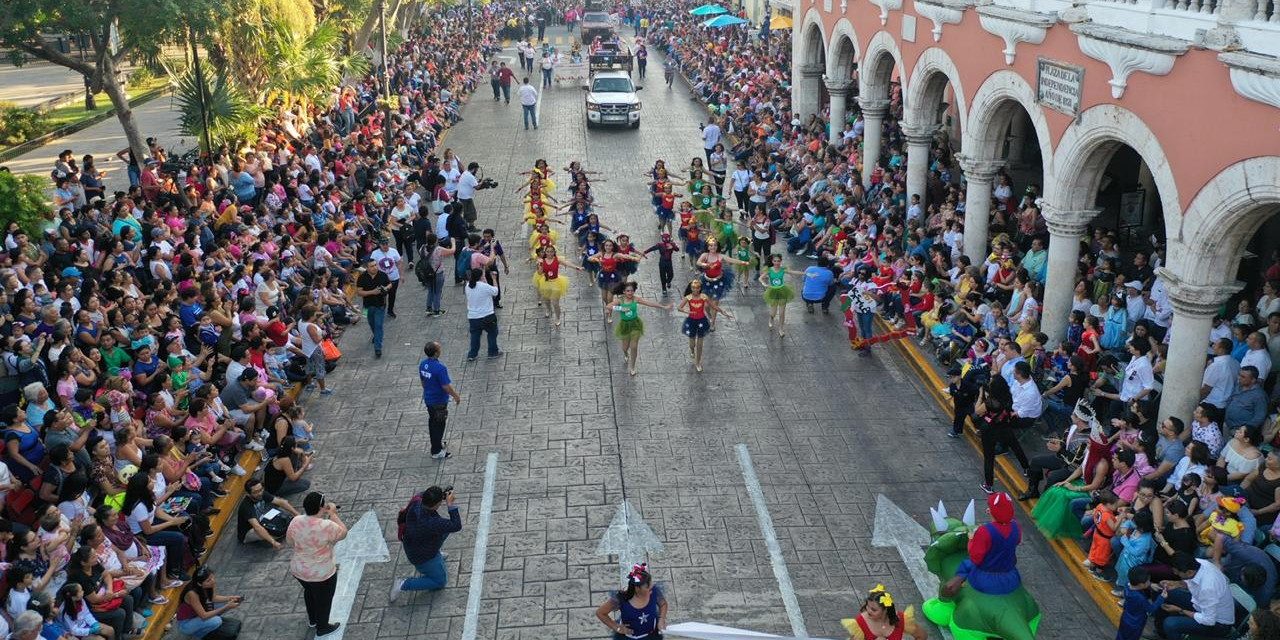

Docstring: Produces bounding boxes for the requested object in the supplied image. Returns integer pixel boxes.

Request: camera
[445,485,454,494]
[478,178,498,190]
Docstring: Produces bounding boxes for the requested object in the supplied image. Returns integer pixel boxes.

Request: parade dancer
[642,233,678,295]
[612,282,671,376]
[588,240,640,323]
[678,279,732,373]
[533,246,582,326]
[615,234,643,281]
[841,585,929,640]
[696,239,748,330]
[678,204,705,263]
[759,254,805,336]
[654,182,683,235]
[595,563,667,639]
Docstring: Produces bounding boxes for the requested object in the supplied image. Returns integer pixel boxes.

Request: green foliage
[0,102,48,145]
[172,66,266,151]
[259,20,366,108]
[0,172,51,238]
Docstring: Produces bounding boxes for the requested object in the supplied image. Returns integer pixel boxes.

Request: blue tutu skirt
[685,239,705,258]
[682,317,711,338]
[702,270,733,300]
[655,206,674,222]
[597,270,622,289]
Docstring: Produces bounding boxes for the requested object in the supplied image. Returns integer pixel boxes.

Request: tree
[172,65,266,152]
[0,172,51,237]
[0,0,222,164]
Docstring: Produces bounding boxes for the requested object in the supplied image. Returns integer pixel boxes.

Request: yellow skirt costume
[533,272,570,299]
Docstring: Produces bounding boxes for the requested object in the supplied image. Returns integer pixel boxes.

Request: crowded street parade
[0,0,1279,637]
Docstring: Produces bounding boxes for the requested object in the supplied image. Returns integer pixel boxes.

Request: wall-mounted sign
[1036,57,1084,118]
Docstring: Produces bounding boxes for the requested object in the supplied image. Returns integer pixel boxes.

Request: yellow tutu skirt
[533,273,570,299]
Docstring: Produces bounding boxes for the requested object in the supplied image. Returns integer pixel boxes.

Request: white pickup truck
[583,70,642,129]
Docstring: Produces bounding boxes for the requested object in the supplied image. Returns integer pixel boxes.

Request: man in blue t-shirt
[419,342,460,460]
[801,256,837,314]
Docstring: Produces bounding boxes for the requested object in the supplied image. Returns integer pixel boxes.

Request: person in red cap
[943,492,1023,597]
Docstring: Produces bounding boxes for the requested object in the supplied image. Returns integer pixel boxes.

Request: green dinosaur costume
[922,515,1042,640]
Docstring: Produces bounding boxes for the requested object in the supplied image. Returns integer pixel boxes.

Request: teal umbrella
[702,14,749,27]
[689,3,729,15]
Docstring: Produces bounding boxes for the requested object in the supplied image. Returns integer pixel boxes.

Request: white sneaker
[431,450,452,460]
[208,473,225,484]
[245,440,265,452]
[230,464,247,477]
[389,579,406,604]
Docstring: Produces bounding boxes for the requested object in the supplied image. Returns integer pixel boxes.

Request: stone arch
[962,70,1055,178]
[792,9,828,118]
[1167,157,1280,281]
[902,47,968,135]
[826,18,861,82]
[1045,104,1180,235]
[795,8,828,67]
[859,30,904,102]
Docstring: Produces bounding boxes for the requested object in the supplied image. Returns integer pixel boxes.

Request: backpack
[414,245,437,285]
[396,493,423,541]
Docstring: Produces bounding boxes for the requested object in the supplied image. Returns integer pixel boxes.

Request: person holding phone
[175,566,244,639]
[286,492,348,637]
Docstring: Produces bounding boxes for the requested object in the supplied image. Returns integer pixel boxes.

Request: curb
[0,86,168,164]
[137,379,295,640]
[877,317,1123,625]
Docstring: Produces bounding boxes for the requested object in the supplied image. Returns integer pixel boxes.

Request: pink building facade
[790,0,1280,422]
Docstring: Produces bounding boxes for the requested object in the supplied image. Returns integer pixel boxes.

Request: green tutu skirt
[1030,483,1088,539]
[763,284,795,305]
[614,317,644,339]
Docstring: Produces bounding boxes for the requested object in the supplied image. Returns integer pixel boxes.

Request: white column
[901,124,936,209]
[858,98,889,189]
[1040,205,1099,344]
[794,63,825,120]
[1157,268,1242,423]
[956,154,1003,264]
[825,78,853,139]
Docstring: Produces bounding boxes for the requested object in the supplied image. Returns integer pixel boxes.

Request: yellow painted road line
[877,318,1123,626]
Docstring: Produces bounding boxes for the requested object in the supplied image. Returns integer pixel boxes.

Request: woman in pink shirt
[286,492,347,637]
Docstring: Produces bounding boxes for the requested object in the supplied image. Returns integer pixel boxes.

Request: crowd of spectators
[0,2,507,637]
[643,1,1280,636]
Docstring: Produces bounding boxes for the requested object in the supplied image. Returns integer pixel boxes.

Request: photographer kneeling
[390,486,462,602]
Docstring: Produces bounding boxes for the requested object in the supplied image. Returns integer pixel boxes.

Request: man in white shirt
[1118,340,1156,405]
[518,78,539,131]
[1241,331,1273,382]
[370,237,403,318]
[1156,553,1235,637]
[456,162,480,229]
[701,118,721,165]
[1124,281,1147,330]
[1010,362,1043,430]
[1201,339,1239,409]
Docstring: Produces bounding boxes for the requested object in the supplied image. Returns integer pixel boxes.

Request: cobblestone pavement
[191,46,1114,639]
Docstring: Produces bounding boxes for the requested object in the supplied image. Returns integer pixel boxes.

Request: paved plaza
[191,48,1113,640]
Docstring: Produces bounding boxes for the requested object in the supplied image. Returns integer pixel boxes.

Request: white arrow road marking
[327,510,391,639]
[596,500,664,581]
[666,621,837,640]
[461,452,500,640]
[735,443,808,639]
[871,494,953,640]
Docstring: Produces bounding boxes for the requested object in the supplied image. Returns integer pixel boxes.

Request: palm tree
[260,19,368,110]
[171,64,266,152]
